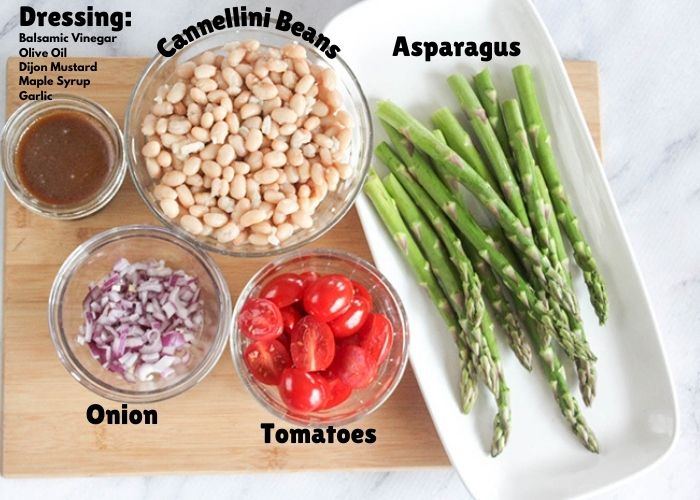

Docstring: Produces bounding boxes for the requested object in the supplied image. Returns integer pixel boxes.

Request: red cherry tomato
[290,315,336,371]
[277,332,291,350]
[243,339,291,385]
[280,305,302,334]
[278,368,327,412]
[328,295,371,338]
[326,344,376,388]
[238,298,283,340]
[299,271,319,290]
[352,280,373,307]
[260,273,304,307]
[318,374,353,409]
[357,313,394,365]
[303,274,354,322]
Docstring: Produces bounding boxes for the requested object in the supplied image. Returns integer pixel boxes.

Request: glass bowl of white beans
[125,28,372,257]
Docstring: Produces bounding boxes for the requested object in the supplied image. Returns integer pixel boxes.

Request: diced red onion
[78,259,203,382]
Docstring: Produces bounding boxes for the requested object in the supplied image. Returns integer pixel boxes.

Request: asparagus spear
[431,108,500,192]
[535,167,597,405]
[383,173,500,394]
[380,157,510,456]
[431,127,532,371]
[446,74,530,227]
[473,68,513,164]
[375,100,579,318]
[480,306,511,457]
[512,65,608,324]
[363,169,478,412]
[523,311,599,453]
[375,126,594,363]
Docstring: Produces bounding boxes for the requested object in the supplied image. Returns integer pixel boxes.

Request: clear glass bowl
[124,27,372,257]
[49,225,232,403]
[231,249,409,426]
[0,94,126,219]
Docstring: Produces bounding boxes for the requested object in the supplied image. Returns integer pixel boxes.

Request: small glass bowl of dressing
[0,94,126,219]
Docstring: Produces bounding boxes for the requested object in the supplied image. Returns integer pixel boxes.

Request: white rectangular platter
[326,0,678,498]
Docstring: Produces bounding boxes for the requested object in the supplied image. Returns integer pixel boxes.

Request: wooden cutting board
[1,57,601,476]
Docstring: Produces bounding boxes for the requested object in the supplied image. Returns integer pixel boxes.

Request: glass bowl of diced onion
[48,224,231,403]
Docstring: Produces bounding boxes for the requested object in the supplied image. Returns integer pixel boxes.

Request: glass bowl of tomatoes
[230,248,409,426]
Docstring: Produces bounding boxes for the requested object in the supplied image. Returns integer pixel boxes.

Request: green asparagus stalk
[480,307,511,457]
[379,156,510,455]
[523,310,599,453]
[446,74,530,228]
[364,169,479,412]
[375,100,579,319]
[431,108,500,191]
[512,65,608,324]
[535,167,597,405]
[431,127,532,371]
[375,127,594,363]
[383,173,500,395]
[473,68,513,164]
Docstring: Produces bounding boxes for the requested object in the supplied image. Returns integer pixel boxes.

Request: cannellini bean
[233,160,251,175]
[166,82,187,103]
[142,140,161,158]
[276,223,294,241]
[183,156,202,176]
[180,215,204,234]
[231,174,246,199]
[216,222,240,242]
[294,74,315,94]
[160,198,180,218]
[200,111,214,129]
[167,117,192,135]
[162,170,186,187]
[263,190,285,203]
[141,114,157,135]
[291,211,313,229]
[156,150,172,167]
[222,166,235,182]
[293,59,310,76]
[203,212,228,228]
[210,121,229,144]
[216,144,236,166]
[248,233,269,246]
[176,185,195,207]
[251,221,273,235]
[239,208,267,227]
[245,129,263,152]
[252,81,278,100]
[186,174,204,187]
[262,150,286,168]
[190,87,208,105]
[146,158,161,179]
[217,196,235,213]
[270,107,296,125]
[282,43,306,59]
[254,168,280,185]
[201,160,222,178]
[153,184,177,200]
[189,204,209,217]
[276,198,299,215]
[239,102,261,119]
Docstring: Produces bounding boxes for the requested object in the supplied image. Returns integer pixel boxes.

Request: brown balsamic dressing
[15,110,114,206]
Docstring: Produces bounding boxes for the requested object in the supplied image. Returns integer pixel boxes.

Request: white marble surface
[0,0,697,498]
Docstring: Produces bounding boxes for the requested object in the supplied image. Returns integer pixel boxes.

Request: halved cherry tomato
[238,298,283,340]
[260,273,305,307]
[357,313,394,365]
[299,271,319,290]
[328,295,371,338]
[318,374,352,409]
[277,332,291,350]
[290,315,336,371]
[243,339,291,385]
[280,305,302,334]
[352,280,373,308]
[303,274,354,322]
[278,368,327,412]
[326,344,376,388]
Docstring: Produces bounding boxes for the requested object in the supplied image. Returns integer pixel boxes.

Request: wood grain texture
[2,57,601,476]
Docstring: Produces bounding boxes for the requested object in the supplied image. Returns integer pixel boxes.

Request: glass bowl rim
[124,26,374,258]
[48,224,232,403]
[229,247,410,427]
[0,93,127,220]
